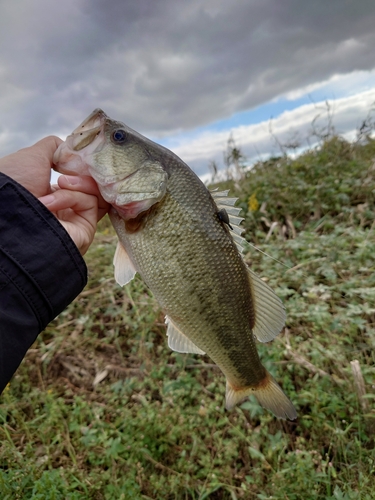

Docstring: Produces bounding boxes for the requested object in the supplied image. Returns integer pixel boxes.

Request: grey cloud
[0,0,375,158]
[176,89,375,177]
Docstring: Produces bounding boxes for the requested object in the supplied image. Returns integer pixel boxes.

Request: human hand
[0,136,62,198]
[38,175,109,255]
[0,136,109,255]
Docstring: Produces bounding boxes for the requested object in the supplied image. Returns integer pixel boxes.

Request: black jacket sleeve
[0,173,88,392]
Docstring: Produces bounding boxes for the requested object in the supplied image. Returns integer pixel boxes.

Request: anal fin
[165,316,205,355]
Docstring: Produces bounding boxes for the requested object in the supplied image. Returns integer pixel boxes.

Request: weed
[1,136,374,499]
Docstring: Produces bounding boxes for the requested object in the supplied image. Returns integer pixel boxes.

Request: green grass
[1,136,374,499]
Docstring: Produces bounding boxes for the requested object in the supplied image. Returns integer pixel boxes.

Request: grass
[1,136,374,499]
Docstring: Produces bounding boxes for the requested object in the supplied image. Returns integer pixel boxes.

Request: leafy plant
[1,135,374,499]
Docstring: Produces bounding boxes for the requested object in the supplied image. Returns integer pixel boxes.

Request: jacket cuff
[0,173,88,390]
[0,173,88,328]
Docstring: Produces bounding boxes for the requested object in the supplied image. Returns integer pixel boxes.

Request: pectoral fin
[165,316,205,354]
[113,241,137,286]
[248,269,286,342]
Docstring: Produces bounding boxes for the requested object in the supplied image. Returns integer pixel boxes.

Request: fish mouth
[53,109,108,171]
[70,108,108,152]
[72,108,108,134]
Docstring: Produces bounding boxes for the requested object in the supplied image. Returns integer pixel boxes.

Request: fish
[53,109,297,420]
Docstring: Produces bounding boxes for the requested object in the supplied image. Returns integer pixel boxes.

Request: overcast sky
[1,0,375,177]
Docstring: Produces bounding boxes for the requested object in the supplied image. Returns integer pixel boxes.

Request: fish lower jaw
[54,150,91,176]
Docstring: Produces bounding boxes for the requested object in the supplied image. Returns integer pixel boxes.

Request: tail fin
[226,371,297,420]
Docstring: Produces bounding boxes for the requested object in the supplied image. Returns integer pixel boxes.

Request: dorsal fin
[247,268,286,342]
[211,189,246,253]
[165,316,205,354]
[211,189,286,341]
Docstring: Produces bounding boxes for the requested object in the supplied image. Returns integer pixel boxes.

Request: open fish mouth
[53,109,108,174]
[70,108,108,152]
[71,108,108,134]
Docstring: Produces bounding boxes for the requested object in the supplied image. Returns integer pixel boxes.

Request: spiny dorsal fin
[211,189,286,342]
[247,268,286,342]
[165,316,205,354]
[113,240,137,286]
[211,189,246,253]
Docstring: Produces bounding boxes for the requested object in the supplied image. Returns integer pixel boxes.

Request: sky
[1,0,375,179]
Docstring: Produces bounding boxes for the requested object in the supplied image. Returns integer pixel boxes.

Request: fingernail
[63,175,80,185]
[39,194,55,206]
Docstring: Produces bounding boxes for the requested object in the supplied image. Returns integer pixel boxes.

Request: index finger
[58,175,110,221]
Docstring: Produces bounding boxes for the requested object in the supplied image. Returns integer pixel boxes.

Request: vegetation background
[1,113,374,499]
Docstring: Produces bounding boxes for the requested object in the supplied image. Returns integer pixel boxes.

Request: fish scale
[54,108,297,420]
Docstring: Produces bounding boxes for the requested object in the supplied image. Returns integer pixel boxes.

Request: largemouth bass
[54,109,296,420]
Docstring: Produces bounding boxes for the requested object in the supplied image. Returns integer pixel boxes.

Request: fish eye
[111,129,127,144]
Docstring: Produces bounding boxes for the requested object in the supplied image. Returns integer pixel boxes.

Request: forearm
[0,173,87,392]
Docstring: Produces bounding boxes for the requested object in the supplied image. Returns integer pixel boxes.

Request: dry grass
[1,136,374,499]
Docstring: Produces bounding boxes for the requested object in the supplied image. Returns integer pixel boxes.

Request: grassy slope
[1,137,374,499]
